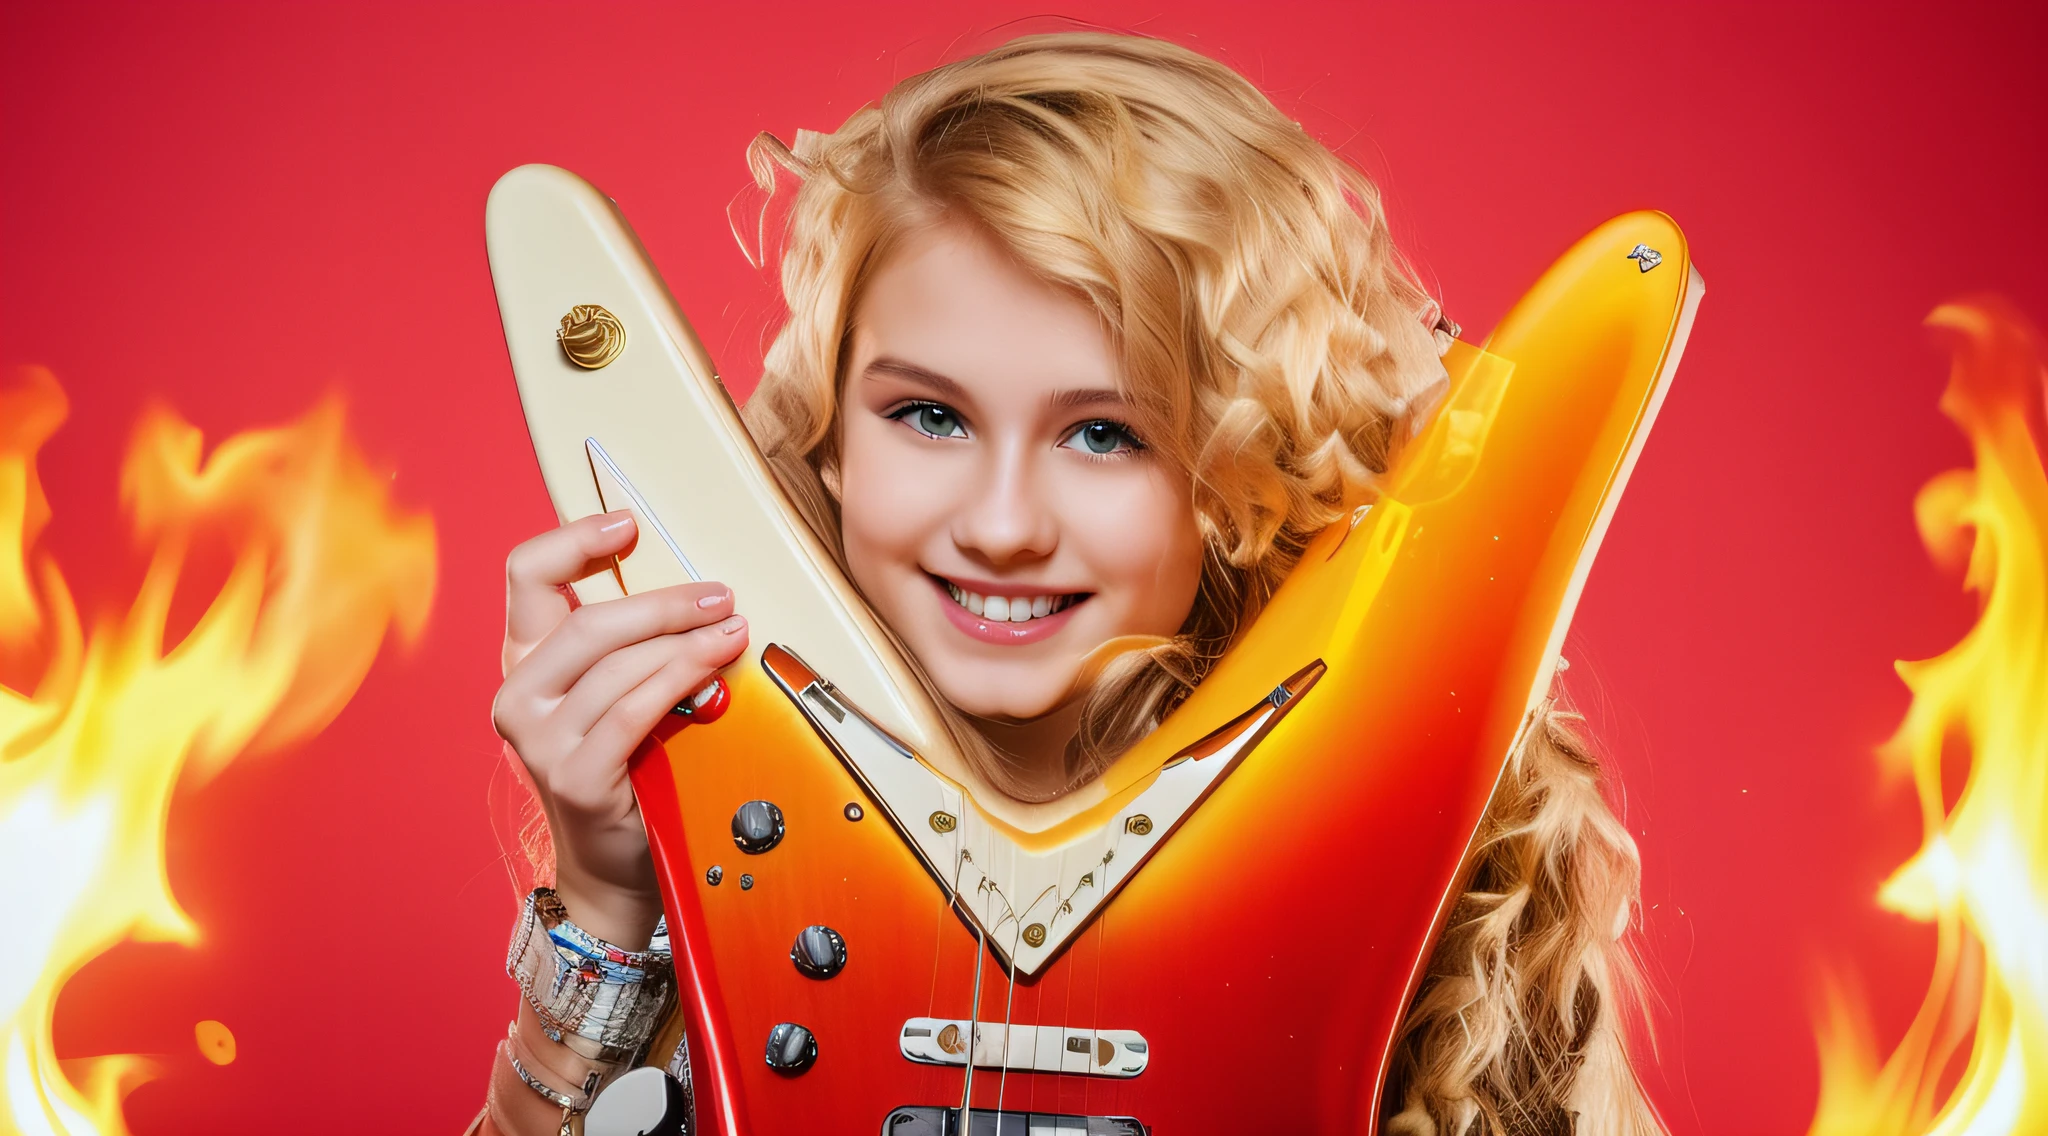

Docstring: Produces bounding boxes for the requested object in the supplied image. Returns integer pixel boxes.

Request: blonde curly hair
[736,31,1666,1131]
[742,31,1446,794]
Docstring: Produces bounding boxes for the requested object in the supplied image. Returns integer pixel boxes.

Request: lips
[929,574,1088,645]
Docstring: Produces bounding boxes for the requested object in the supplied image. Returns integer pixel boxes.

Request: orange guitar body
[631,229,1696,1133]
[488,164,1699,1134]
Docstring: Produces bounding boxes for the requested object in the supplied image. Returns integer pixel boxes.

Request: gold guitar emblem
[557,304,626,369]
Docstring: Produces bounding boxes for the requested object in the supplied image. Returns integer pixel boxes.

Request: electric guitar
[487,163,1701,1134]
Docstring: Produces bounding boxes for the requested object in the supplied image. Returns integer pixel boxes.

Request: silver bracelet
[507,888,675,1067]
[504,1038,600,1111]
[502,1029,595,1136]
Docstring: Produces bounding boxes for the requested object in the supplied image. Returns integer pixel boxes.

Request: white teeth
[942,581,1077,624]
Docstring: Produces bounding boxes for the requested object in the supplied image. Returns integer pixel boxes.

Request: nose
[950,440,1058,567]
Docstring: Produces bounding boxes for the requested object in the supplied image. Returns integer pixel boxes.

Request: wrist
[550,869,663,952]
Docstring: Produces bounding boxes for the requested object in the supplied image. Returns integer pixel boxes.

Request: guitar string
[963,915,985,1130]
[992,870,1068,1121]
[993,900,1023,1119]
[993,843,1058,1118]
[922,872,943,1109]
[930,826,967,1117]
[950,838,986,1131]
[1092,838,1112,1122]
[1058,867,1078,1120]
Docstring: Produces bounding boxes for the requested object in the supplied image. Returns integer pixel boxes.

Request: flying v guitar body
[487,163,1702,1135]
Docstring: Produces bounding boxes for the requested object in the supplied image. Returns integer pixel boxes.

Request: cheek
[837,422,950,586]
[1060,467,1205,632]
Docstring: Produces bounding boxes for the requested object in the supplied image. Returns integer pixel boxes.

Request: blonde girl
[481,31,1662,1136]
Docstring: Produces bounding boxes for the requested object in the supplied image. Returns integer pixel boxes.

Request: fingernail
[697,589,731,609]
[718,615,746,634]
[600,513,635,533]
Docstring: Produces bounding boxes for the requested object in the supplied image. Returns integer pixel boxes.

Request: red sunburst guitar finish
[488,163,1702,1134]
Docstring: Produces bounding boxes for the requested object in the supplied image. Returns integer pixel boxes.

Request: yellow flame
[0,365,437,1134]
[1808,298,2048,1136]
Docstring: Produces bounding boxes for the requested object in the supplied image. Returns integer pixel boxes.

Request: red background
[3,2,2043,1133]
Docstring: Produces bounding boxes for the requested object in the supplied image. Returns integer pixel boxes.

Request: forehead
[849,220,1118,403]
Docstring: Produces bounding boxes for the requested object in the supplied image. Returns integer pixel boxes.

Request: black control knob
[764,1022,817,1074]
[731,800,784,854]
[790,924,847,979]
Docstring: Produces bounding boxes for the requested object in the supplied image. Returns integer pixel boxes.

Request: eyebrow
[863,356,1126,412]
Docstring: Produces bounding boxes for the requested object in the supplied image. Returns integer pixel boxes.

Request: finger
[561,618,750,803]
[550,631,708,737]
[513,583,735,698]
[498,636,677,766]
[508,614,746,787]
[505,512,639,658]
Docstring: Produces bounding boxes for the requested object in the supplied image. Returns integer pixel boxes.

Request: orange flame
[1808,297,2048,1136]
[0,365,437,1133]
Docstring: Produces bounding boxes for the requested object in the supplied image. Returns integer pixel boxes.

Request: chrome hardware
[670,677,725,721]
[731,800,784,853]
[898,1018,1150,1078]
[584,1066,688,1136]
[790,925,847,979]
[704,865,723,887]
[764,1022,817,1074]
[739,874,754,891]
[1626,243,1663,272]
[844,802,864,821]
[801,683,846,722]
[879,1107,1148,1136]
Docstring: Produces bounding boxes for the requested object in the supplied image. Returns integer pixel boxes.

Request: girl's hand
[492,510,748,946]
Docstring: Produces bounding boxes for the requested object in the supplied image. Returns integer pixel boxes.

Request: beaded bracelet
[507,888,676,1067]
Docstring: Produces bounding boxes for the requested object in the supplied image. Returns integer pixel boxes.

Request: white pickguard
[762,647,1317,976]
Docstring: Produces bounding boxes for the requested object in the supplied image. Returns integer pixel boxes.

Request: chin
[928,667,1071,723]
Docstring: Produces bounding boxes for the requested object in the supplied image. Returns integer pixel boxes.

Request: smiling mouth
[935,576,1088,624]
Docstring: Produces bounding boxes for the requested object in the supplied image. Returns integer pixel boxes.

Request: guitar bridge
[882,1106,1149,1136]
[899,1018,1148,1077]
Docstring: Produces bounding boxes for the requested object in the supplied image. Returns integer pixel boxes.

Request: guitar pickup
[881,1106,1149,1136]
[899,1018,1149,1078]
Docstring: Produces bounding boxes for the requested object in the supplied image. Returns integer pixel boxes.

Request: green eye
[891,402,968,440]
[915,406,960,437]
[1063,420,1142,456]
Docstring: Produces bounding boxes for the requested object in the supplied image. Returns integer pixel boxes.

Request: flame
[1807,297,2048,1136]
[0,365,437,1134]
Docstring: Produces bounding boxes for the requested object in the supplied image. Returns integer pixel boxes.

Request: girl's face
[835,219,1205,724]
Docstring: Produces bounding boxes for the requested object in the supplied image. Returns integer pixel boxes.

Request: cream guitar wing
[485,164,952,763]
